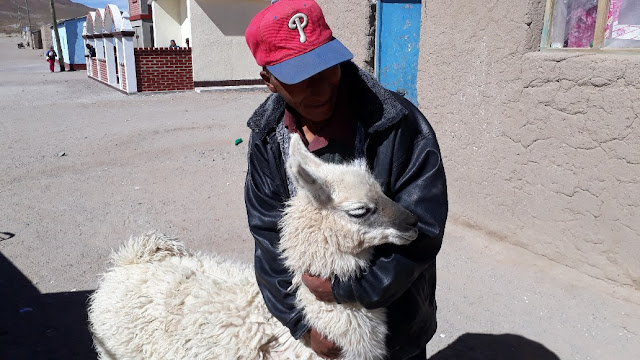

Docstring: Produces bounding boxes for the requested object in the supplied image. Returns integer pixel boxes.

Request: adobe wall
[41,25,53,51]
[418,0,640,289]
[317,0,373,72]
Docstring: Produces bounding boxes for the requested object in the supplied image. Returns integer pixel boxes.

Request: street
[1,35,638,359]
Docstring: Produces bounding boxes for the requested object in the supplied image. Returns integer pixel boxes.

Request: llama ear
[292,163,332,206]
[288,133,324,169]
[287,134,332,206]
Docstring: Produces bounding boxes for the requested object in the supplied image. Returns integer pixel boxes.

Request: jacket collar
[247,61,408,140]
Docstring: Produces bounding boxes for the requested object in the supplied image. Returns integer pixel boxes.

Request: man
[244,1,448,359]
[85,43,96,58]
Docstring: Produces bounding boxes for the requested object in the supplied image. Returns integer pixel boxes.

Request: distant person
[85,43,96,58]
[170,39,178,48]
[45,46,56,73]
[185,38,190,48]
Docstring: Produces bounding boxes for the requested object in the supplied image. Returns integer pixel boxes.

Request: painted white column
[181,0,192,47]
[94,36,105,81]
[121,34,138,94]
[151,2,159,49]
[93,38,102,57]
[104,36,117,86]
[83,37,91,76]
[115,37,125,91]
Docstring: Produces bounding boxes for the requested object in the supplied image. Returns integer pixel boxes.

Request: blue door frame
[375,0,422,106]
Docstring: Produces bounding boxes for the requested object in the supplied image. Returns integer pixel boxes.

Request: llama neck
[279,200,373,284]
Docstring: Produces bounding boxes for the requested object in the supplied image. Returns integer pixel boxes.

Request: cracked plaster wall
[418,0,640,289]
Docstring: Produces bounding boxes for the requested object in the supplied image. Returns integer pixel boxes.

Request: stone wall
[417,0,639,289]
[41,24,53,51]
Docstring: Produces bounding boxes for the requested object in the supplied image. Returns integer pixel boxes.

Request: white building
[149,0,267,86]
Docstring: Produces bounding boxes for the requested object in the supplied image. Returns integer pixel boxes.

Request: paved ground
[1,35,639,360]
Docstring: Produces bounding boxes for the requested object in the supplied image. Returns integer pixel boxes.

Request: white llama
[88,134,419,360]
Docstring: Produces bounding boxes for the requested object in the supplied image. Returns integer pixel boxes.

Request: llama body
[89,233,314,359]
[89,135,418,359]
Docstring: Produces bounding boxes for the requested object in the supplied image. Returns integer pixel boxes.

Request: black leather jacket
[245,61,448,358]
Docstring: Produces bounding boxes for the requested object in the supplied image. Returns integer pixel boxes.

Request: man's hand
[307,328,341,359]
[302,273,335,302]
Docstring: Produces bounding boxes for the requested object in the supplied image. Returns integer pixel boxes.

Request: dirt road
[1,35,638,359]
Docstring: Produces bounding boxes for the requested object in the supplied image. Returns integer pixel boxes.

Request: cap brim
[266,39,353,85]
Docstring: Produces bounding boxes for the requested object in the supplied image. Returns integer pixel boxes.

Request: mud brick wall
[418,0,640,289]
[134,48,194,92]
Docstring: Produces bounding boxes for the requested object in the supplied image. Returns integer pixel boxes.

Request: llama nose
[407,213,418,227]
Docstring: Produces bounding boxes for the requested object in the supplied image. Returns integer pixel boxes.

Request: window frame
[540,0,640,53]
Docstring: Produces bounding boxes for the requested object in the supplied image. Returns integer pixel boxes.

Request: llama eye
[346,207,371,218]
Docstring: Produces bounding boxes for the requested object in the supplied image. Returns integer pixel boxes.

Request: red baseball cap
[245,0,353,84]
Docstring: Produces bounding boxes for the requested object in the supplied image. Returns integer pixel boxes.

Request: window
[541,0,640,50]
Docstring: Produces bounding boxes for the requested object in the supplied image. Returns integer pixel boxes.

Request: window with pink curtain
[604,0,640,47]
[550,0,600,48]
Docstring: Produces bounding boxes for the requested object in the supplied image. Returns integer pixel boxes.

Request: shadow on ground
[0,251,97,360]
[1,244,559,360]
[430,332,560,360]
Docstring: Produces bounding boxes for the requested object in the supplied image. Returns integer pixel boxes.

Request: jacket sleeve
[244,133,311,339]
[331,116,448,309]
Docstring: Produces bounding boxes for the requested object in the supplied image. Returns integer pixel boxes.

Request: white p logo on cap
[289,13,308,43]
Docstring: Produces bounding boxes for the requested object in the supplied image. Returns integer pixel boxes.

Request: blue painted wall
[52,18,86,65]
[376,0,422,105]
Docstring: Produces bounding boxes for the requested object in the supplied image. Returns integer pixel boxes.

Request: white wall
[189,0,262,82]
[181,0,192,47]
[153,0,184,47]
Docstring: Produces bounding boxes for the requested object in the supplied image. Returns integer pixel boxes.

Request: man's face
[262,65,341,123]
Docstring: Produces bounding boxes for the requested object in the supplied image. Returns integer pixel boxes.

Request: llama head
[280,134,418,280]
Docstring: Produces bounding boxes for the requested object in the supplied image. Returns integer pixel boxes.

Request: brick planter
[91,58,98,78]
[134,47,194,92]
[98,59,107,82]
[120,63,127,91]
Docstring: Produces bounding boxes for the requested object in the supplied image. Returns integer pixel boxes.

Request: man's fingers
[302,273,335,302]
[319,353,339,359]
[318,348,340,359]
[309,328,342,359]
[324,347,341,358]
